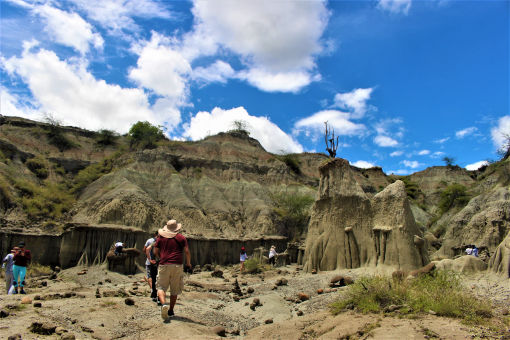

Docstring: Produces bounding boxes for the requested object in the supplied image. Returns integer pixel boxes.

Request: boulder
[408,263,436,278]
[29,322,57,335]
[488,231,510,278]
[303,159,429,272]
[212,326,226,337]
[434,256,487,274]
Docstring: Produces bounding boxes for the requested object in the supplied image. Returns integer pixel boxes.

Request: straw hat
[158,220,182,238]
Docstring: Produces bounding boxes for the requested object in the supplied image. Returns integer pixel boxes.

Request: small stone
[317,288,324,294]
[81,326,94,333]
[33,302,42,308]
[7,334,22,340]
[247,287,254,293]
[501,308,509,316]
[231,329,240,336]
[54,266,61,272]
[21,296,32,304]
[311,269,317,274]
[41,281,47,287]
[297,292,309,301]
[212,326,226,337]
[61,334,76,340]
[211,269,224,278]
[34,295,41,300]
[233,296,240,301]
[0,309,10,318]
[30,322,57,335]
[428,310,437,315]
[125,298,135,306]
[297,310,304,316]
[264,319,273,324]
[241,281,248,286]
[128,275,133,278]
[77,271,87,275]
[105,278,112,283]
[55,327,66,335]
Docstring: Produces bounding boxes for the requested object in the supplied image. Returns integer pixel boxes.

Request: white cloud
[2,44,167,133]
[192,60,235,84]
[129,33,191,102]
[294,110,367,139]
[434,137,449,144]
[431,151,445,158]
[34,5,103,54]
[188,0,329,92]
[333,88,373,118]
[465,160,489,171]
[374,135,398,147]
[390,150,404,157]
[417,149,430,155]
[377,0,412,15]
[387,169,411,175]
[0,86,38,118]
[183,106,303,154]
[70,0,172,34]
[491,115,510,149]
[402,160,421,168]
[351,160,376,168]
[455,126,477,139]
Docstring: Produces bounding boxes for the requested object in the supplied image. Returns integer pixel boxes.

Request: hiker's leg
[156,265,170,305]
[19,266,26,292]
[150,265,158,298]
[12,265,19,288]
[169,295,177,311]
[5,273,13,293]
[157,289,166,305]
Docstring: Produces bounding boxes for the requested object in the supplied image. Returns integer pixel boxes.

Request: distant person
[240,247,248,272]
[2,248,16,293]
[153,220,191,320]
[144,231,159,303]
[465,245,473,256]
[12,241,31,294]
[268,245,278,266]
[114,241,125,255]
[471,245,479,257]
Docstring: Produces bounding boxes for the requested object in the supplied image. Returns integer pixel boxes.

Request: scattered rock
[247,287,254,293]
[49,272,57,280]
[33,302,42,308]
[125,298,135,306]
[95,288,101,298]
[203,264,213,271]
[311,269,317,274]
[329,275,354,287]
[297,310,304,316]
[34,295,41,300]
[275,278,288,286]
[21,296,32,304]
[384,304,401,313]
[502,308,509,316]
[428,310,437,315]
[250,298,262,310]
[61,334,76,340]
[232,279,243,296]
[212,326,226,337]
[317,288,324,294]
[81,326,94,333]
[7,334,21,340]
[409,263,436,278]
[29,322,57,335]
[55,327,66,335]
[297,292,309,301]
[54,266,61,272]
[212,269,224,278]
[265,319,273,324]
[241,281,248,286]
[77,270,87,275]
[0,309,10,318]
[41,281,47,287]
[233,296,240,302]
[104,278,112,283]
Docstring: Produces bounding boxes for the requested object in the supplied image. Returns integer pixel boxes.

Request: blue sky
[1,0,508,175]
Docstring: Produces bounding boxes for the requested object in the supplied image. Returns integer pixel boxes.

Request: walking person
[268,245,278,266]
[240,247,248,272]
[153,220,191,320]
[12,241,31,294]
[2,248,16,293]
[144,231,159,303]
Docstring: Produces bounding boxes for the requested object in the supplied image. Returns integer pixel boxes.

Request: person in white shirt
[268,245,278,266]
[2,248,15,293]
[114,241,125,255]
[465,246,473,256]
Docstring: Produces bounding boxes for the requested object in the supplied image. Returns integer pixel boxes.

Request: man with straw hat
[153,219,191,320]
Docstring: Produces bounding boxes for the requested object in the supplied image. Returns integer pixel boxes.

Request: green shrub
[438,184,470,214]
[330,271,492,323]
[71,157,115,194]
[25,157,49,179]
[14,180,74,219]
[228,120,251,136]
[45,124,74,151]
[272,192,314,240]
[0,175,13,208]
[276,154,301,174]
[27,263,53,277]
[128,121,164,149]
[95,129,118,146]
[244,258,263,274]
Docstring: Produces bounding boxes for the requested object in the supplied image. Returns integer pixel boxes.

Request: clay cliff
[303,159,428,272]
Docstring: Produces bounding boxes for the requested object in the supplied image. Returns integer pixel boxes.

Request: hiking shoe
[152,297,158,302]
[13,290,18,295]
[168,309,174,317]
[161,304,169,320]
[20,289,26,294]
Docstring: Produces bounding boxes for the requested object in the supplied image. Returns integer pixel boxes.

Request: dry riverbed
[0,265,508,339]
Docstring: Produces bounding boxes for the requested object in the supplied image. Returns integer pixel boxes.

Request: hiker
[153,220,191,320]
[268,245,278,266]
[2,248,16,293]
[114,241,125,255]
[144,231,159,303]
[465,245,473,256]
[471,245,479,257]
[240,246,248,272]
[12,241,31,294]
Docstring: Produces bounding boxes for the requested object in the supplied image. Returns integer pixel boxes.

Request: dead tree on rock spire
[324,121,339,158]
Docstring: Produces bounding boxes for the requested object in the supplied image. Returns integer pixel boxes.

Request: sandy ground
[0,264,508,339]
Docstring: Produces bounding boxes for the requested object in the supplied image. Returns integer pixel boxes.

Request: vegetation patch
[14,179,74,220]
[27,263,53,277]
[44,119,75,151]
[244,258,264,274]
[330,271,492,324]
[276,153,301,174]
[71,156,117,194]
[25,157,49,179]
[0,175,13,208]
[272,192,314,240]
[438,183,470,214]
[128,121,164,149]
[95,129,118,146]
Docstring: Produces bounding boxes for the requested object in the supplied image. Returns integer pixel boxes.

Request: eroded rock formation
[303,159,428,272]
[488,231,510,277]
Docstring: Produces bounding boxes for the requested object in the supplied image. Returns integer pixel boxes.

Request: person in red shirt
[12,241,31,294]
[154,220,191,320]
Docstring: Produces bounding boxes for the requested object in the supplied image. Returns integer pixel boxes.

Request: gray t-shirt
[144,238,155,266]
[3,253,14,274]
